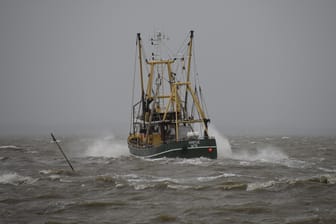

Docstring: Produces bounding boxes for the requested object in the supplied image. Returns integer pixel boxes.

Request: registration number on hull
[188,140,200,148]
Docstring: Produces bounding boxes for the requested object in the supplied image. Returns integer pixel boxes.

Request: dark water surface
[1,135,336,223]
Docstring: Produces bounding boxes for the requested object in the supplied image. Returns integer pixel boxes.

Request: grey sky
[1,0,336,136]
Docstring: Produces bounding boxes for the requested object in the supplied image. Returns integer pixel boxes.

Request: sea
[1,130,336,224]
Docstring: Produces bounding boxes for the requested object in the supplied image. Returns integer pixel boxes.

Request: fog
[1,0,336,136]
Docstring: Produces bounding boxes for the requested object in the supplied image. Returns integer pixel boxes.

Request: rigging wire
[199,85,209,117]
[130,38,138,133]
[162,40,174,59]
[192,39,210,118]
[140,39,150,76]
[175,32,190,57]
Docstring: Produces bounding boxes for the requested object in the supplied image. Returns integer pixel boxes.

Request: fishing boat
[128,30,217,159]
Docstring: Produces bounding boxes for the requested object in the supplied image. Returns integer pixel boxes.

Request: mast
[137,33,146,128]
[184,30,194,116]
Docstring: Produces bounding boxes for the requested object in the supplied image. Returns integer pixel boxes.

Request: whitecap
[239,161,251,166]
[121,173,140,179]
[173,158,211,166]
[0,172,37,186]
[246,180,276,191]
[326,175,336,184]
[26,150,38,154]
[39,169,75,176]
[133,184,149,190]
[318,167,336,173]
[279,174,336,187]
[167,184,193,190]
[49,175,61,181]
[39,169,54,175]
[196,173,237,182]
[0,145,20,149]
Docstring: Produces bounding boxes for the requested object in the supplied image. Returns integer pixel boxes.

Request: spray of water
[82,128,289,163]
[84,134,129,158]
[232,146,288,163]
[207,125,290,164]
[208,125,232,158]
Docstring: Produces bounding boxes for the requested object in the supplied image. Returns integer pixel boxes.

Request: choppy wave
[79,200,128,208]
[39,169,79,183]
[218,182,248,190]
[246,174,336,192]
[232,146,287,162]
[318,167,336,173]
[285,215,320,224]
[247,180,277,191]
[196,173,238,182]
[2,135,336,224]
[95,172,336,192]
[171,157,213,166]
[0,145,20,149]
[151,214,178,223]
[39,169,76,176]
[95,172,240,191]
[0,172,37,186]
[231,145,308,168]
[0,156,9,161]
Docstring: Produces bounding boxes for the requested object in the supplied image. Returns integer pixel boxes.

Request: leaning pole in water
[50,133,75,172]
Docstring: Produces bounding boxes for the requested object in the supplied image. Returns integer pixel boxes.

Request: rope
[130,38,138,133]
[162,40,174,59]
[175,32,190,57]
[192,39,210,118]
[140,41,150,75]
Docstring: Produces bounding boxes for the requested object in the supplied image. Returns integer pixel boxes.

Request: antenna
[150,31,170,60]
